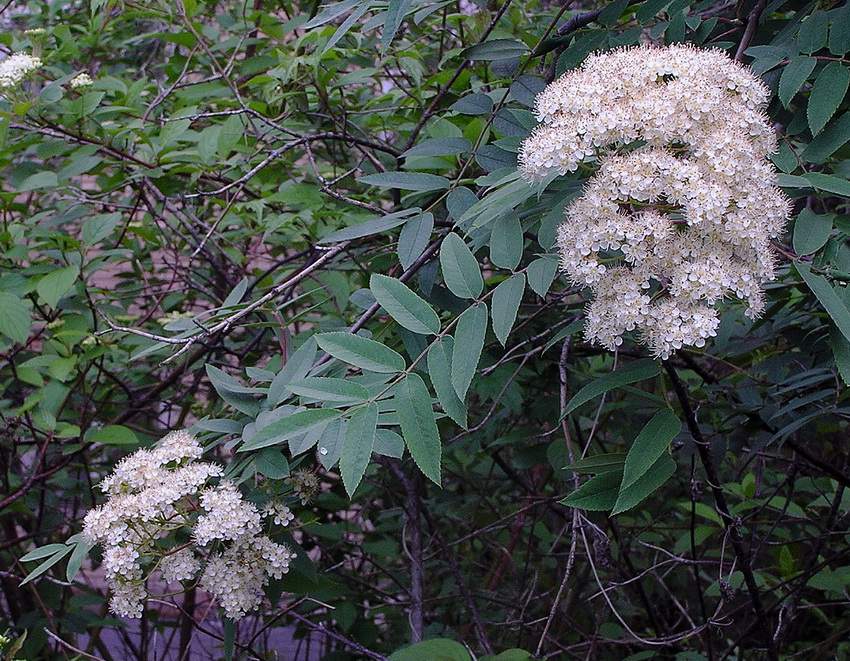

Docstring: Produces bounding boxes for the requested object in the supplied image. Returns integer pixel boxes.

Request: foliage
[2,0,850,659]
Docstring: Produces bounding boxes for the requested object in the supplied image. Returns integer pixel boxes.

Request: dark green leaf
[618,409,680,494]
[303,0,360,28]
[461,39,529,61]
[558,470,622,511]
[830,322,850,386]
[561,359,660,418]
[830,2,850,55]
[397,212,434,270]
[804,172,850,196]
[490,212,523,271]
[802,112,850,161]
[797,11,829,54]
[373,428,404,458]
[319,208,421,243]
[269,337,318,405]
[475,145,518,171]
[427,336,467,428]
[449,94,494,115]
[382,0,413,54]
[358,172,450,192]
[287,377,370,404]
[808,62,850,136]
[612,453,677,515]
[240,409,341,451]
[793,208,833,255]
[395,373,441,485]
[340,403,377,496]
[440,233,483,299]
[0,293,31,343]
[452,302,488,399]
[796,262,850,346]
[370,274,440,334]
[316,332,406,373]
[527,255,559,297]
[82,212,122,245]
[779,56,816,107]
[401,138,472,159]
[509,75,545,106]
[491,273,525,345]
[318,418,347,469]
[564,453,627,474]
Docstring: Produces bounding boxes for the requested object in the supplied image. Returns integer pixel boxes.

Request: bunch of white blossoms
[0,53,42,89]
[83,430,296,620]
[520,44,789,358]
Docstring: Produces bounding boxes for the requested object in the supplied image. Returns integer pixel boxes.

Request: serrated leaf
[427,336,467,428]
[340,403,377,496]
[358,172,450,192]
[619,409,680,494]
[461,39,529,61]
[808,62,850,136]
[287,377,370,404]
[527,256,559,297]
[254,448,290,479]
[401,138,472,159]
[0,293,31,343]
[797,11,829,54]
[316,332,406,373]
[397,212,434,270]
[318,418,347,468]
[269,337,318,405]
[491,273,525,345]
[370,274,440,335]
[793,208,833,255]
[395,373,441,485]
[381,0,413,54]
[82,212,121,245]
[440,233,483,299]
[373,428,404,458]
[802,112,850,161]
[319,208,421,243]
[449,94,494,115]
[561,359,660,419]
[830,2,850,55]
[451,302,487,399]
[490,212,523,271]
[612,453,676,515]
[804,172,850,197]
[796,262,850,346]
[239,409,341,451]
[779,56,816,107]
[558,470,622,511]
[37,265,80,308]
[564,453,627,474]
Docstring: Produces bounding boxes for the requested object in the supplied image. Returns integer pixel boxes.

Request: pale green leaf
[358,172,450,192]
[318,418,347,469]
[397,212,434,270]
[370,274,440,334]
[240,409,341,451]
[340,403,377,496]
[373,428,404,458]
[489,212,523,271]
[316,332,406,373]
[319,208,421,243]
[37,265,80,308]
[527,255,559,297]
[0,293,31,344]
[440,233,483,299]
[18,171,58,192]
[269,337,318,405]
[793,208,833,255]
[427,336,467,428]
[451,302,488,399]
[461,39,529,61]
[395,373,441,485]
[491,273,525,345]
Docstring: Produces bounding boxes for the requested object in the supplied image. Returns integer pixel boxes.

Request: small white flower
[0,53,41,89]
[70,72,93,89]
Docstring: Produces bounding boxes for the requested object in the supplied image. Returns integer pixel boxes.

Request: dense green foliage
[2,0,850,659]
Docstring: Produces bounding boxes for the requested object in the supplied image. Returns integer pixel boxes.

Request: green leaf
[340,403,378,496]
[395,373,441,485]
[87,425,139,445]
[830,322,850,386]
[451,302,488,399]
[390,638,472,661]
[381,0,413,54]
[240,409,341,451]
[370,274,440,335]
[269,337,318,405]
[303,0,360,28]
[316,332,406,373]
[564,453,627,474]
[440,233,483,299]
[373,428,404,458]
[400,137,472,159]
[397,212,434,270]
[559,470,622,511]
[830,2,850,55]
[804,172,850,197]
[618,409,680,494]
[19,545,72,585]
[793,208,833,255]
[449,93,494,115]
[808,62,850,136]
[461,39,530,61]
[358,172,450,192]
[20,543,73,562]
[779,56,816,107]
[612,453,677,515]
[82,212,122,245]
[318,418,347,469]
[427,336,467,428]
[527,255,559,297]
[0,293,31,343]
[18,171,58,192]
[254,448,290,479]
[490,212,523,271]
[802,112,850,161]
[37,265,80,308]
[287,377,370,404]
[65,537,91,582]
[561,359,661,418]
[796,262,850,346]
[320,0,373,54]
[491,273,525,345]
[797,11,829,54]
[319,208,421,243]
[205,364,261,415]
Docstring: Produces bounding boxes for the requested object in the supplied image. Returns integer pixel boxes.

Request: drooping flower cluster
[0,53,42,89]
[83,430,296,620]
[520,44,789,358]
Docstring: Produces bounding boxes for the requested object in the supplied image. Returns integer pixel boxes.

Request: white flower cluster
[82,430,295,620]
[287,468,320,504]
[70,72,94,89]
[519,45,789,358]
[0,53,42,89]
